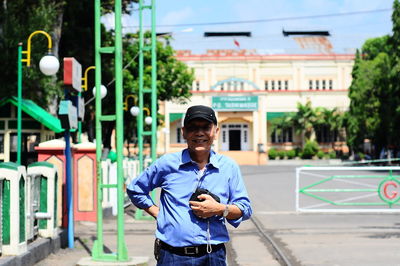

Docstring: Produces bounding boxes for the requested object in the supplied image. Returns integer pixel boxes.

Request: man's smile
[192,139,208,143]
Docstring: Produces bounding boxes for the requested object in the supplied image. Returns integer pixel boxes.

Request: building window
[309,79,334,90]
[271,80,275,90]
[271,128,293,143]
[176,127,185,143]
[220,83,224,91]
[278,80,282,90]
[316,125,338,143]
[233,81,238,91]
[285,80,289,90]
[240,81,244,91]
[222,131,226,143]
[195,81,200,91]
[264,81,268,90]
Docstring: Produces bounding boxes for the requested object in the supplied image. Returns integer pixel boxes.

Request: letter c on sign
[383,181,398,200]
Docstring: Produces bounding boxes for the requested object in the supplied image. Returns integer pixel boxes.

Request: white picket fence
[101,157,152,215]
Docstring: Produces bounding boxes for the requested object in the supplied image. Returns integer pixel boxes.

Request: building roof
[175,49,355,62]
[0,97,64,133]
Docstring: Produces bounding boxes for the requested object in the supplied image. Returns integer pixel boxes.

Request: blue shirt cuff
[126,188,154,209]
[227,202,251,228]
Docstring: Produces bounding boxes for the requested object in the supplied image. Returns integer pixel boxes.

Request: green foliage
[271,101,345,149]
[277,150,286,159]
[0,0,65,106]
[121,33,194,143]
[347,0,400,155]
[268,148,277,160]
[357,152,365,160]
[286,149,296,159]
[301,140,320,159]
[316,150,325,159]
[328,151,337,159]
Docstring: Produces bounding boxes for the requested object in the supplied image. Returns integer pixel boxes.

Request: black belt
[159,240,225,257]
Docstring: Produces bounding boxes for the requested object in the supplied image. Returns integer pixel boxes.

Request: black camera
[189,188,220,203]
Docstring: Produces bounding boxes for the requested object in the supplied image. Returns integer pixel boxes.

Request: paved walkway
[34,207,278,266]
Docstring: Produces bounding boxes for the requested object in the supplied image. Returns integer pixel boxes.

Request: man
[127,105,252,265]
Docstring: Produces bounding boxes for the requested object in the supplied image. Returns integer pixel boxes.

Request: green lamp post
[17,30,59,164]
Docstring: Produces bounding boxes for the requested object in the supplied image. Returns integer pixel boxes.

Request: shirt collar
[180,149,220,169]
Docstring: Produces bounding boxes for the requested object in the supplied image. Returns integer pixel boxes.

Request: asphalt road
[240,165,400,266]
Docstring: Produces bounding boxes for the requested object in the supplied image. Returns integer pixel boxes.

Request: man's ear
[214,126,220,138]
[181,127,187,140]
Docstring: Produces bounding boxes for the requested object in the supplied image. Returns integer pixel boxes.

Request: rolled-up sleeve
[227,164,252,228]
[127,160,161,209]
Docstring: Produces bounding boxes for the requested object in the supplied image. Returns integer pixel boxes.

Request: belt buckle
[184,246,199,255]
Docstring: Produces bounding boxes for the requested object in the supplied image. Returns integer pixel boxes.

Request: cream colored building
[159,49,354,165]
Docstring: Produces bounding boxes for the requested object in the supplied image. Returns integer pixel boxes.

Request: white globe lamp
[39,54,60,76]
[92,85,108,99]
[130,106,140,116]
[145,116,152,125]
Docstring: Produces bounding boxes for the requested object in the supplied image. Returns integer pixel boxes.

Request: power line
[123,8,391,29]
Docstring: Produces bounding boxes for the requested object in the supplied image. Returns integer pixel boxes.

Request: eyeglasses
[185,124,213,133]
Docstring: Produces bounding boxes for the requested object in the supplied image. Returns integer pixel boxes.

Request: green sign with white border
[212,96,258,110]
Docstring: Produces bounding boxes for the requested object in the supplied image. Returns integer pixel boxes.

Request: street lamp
[17,30,59,164]
[92,85,108,99]
[143,108,152,125]
[123,94,151,122]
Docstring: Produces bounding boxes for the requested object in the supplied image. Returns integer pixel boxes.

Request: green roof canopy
[266,112,294,121]
[0,97,63,133]
[169,113,184,123]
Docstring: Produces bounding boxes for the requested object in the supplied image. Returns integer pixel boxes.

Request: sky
[102,0,394,54]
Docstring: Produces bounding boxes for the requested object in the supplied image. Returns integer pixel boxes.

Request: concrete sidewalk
[28,206,277,266]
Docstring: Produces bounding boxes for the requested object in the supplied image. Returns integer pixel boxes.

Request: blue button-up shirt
[127,149,252,247]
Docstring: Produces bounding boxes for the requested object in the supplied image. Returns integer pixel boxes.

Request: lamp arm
[23,30,53,67]
[123,94,137,111]
[143,107,150,116]
[81,66,95,91]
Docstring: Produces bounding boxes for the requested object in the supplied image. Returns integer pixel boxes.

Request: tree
[0,0,65,107]
[347,37,392,155]
[270,101,345,149]
[121,33,194,144]
[291,101,320,145]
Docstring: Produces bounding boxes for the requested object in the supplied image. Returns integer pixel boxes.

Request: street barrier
[0,162,27,255]
[27,162,58,238]
[296,166,400,212]
[26,171,41,241]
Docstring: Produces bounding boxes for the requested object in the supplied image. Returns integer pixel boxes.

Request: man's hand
[189,194,224,219]
[144,205,159,219]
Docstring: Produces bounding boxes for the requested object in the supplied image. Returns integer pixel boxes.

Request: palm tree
[316,107,345,149]
[291,101,320,146]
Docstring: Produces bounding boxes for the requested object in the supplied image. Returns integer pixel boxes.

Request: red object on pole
[234,39,240,49]
[63,57,82,92]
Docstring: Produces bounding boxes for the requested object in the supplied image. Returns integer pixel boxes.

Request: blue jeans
[157,246,227,266]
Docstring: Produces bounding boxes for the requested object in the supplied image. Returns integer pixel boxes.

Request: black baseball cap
[183,105,217,126]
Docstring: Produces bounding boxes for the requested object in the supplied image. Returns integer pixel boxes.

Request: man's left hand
[189,194,224,219]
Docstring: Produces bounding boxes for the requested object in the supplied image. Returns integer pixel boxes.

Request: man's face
[182,118,219,153]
